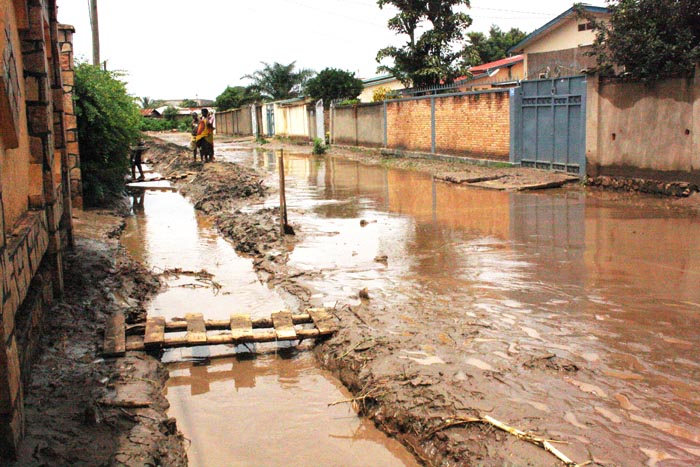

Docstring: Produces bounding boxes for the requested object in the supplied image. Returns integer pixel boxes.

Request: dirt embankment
[12,209,187,467]
[147,136,587,467]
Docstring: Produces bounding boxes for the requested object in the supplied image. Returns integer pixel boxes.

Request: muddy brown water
[121,184,421,467]
[214,141,699,466]
[132,136,700,466]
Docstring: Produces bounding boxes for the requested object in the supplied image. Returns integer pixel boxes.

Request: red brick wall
[386,90,511,159]
[386,98,432,153]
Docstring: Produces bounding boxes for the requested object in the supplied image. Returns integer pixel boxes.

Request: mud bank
[146,136,591,466]
[12,209,187,467]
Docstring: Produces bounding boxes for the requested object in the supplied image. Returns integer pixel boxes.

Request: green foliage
[74,62,141,206]
[376,0,472,88]
[162,106,179,121]
[372,86,392,102]
[338,98,360,106]
[139,117,178,132]
[214,85,261,110]
[139,96,162,109]
[255,136,269,145]
[180,98,198,107]
[305,68,364,106]
[580,0,700,80]
[466,26,527,65]
[243,61,315,100]
[312,137,327,155]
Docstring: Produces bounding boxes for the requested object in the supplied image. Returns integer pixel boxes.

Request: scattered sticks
[426,413,583,467]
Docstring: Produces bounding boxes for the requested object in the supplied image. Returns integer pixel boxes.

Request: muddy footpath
[12,134,700,466]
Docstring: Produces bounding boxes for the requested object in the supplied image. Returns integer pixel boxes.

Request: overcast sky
[56,0,604,101]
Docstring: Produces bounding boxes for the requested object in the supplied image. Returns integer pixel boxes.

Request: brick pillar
[21,0,64,296]
[58,24,81,210]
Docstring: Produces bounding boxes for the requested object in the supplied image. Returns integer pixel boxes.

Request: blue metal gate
[510,76,586,175]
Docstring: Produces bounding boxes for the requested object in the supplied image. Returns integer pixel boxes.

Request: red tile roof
[469,54,523,73]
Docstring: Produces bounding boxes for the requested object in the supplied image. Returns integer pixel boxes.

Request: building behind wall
[0,0,77,458]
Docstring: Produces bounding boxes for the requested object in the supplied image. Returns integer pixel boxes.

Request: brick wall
[58,24,81,209]
[0,0,71,459]
[385,90,511,159]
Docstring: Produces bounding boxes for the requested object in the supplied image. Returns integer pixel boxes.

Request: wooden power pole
[90,0,100,66]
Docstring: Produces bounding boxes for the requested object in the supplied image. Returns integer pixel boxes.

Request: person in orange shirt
[195,108,215,162]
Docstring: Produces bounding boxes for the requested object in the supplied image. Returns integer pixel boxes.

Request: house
[358,74,404,103]
[140,108,161,118]
[456,54,524,91]
[508,4,610,79]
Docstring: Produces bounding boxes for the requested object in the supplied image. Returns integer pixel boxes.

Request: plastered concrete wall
[0,0,71,458]
[216,106,253,136]
[586,73,700,182]
[332,103,384,147]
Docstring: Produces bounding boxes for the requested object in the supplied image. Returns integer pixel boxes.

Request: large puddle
[130,136,700,466]
[121,185,421,466]
[207,140,700,466]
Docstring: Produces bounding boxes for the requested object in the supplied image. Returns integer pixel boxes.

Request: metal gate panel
[510,76,586,175]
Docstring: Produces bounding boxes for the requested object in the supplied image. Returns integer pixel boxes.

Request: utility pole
[90,0,100,66]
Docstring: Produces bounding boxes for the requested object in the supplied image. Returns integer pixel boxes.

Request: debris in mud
[161,267,222,294]
[359,287,370,299]
[374,255,388,264]
[523,353,580,373]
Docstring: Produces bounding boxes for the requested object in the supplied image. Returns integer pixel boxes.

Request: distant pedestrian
[190,112,200,161]
[130,139,147,181]
[195,108,215,162]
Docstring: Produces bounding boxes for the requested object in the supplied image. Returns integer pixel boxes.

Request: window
[578,22,594,31]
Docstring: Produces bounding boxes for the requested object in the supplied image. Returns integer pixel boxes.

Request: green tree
[242,61,315,100]
[580,0,700,80]
[74,63,141,206]
[180,98,198,107]
[305,68,364,106]
[376,0,472,88]
[139,96,162,109]
[466,26,527,65]
[214,85,261,110]
[162,105,179,121]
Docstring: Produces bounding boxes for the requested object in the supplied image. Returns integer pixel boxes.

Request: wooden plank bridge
[103,308,337,357]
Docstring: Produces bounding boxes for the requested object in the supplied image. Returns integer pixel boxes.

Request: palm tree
[242,61,315,100]
[139,96,163,109]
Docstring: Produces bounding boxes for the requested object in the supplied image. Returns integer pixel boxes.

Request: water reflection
[217,146,700,465]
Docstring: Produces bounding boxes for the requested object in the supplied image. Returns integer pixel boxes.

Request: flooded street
[121,183,421,467]
[134,135,700,466]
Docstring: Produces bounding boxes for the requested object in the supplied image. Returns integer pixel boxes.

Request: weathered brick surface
[386,99,432,153]
[434,92,510,158]
[385,91,511,159]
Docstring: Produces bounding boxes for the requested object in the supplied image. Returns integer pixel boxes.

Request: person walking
[190,112,200,161]
[195,108,215,162]
[130,139,147,181]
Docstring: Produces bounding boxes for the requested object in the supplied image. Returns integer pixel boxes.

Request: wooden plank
[307,308,337,335]
[186,313,207,344]
[272,311,297,340]
[144,316,165,347]
[230,314,254,341]
[103,312,126,357]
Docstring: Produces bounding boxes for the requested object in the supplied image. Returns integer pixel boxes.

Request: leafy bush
[312,137,326,155]
[140,117,178,132]
[372,86,391,102]
[74,62,141,206]
[162,106,179,121]
[338,98,360,106]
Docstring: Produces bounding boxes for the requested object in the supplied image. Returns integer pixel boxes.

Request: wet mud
[149,134,700,467]
[12,209,187,467]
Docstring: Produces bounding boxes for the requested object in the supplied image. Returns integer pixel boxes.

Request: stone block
[62,71,73,86]
[63,113,76,129]
[52,88,64,112]
[28,105,50,135]
[66,141,79,156]
[24,76,40,102]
